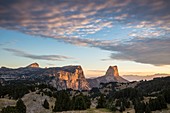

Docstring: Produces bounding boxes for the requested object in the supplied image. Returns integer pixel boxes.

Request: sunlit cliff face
[105,66,119,77]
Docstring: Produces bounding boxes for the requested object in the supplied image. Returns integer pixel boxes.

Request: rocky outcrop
[0,63,90,90]
[27,63,39,68]
[0,63,127,90]
[49,66,90,90]
[105,66,119,76]
[87,66,128,88]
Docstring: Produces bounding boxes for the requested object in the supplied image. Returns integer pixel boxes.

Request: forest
[0,76,170,113]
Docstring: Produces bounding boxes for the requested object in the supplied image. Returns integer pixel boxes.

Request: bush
[16,99,26,113]
[42,99,49,109]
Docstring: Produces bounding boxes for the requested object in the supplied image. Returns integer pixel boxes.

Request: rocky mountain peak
[49,65,90,90]
[27,62,39,68]
[105,65,119,77]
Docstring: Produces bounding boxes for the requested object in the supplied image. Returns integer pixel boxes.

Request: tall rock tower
[87,65,128,88]
[105,66,119,77]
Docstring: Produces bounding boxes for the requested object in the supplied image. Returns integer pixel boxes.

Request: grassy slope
[0,98,16,111]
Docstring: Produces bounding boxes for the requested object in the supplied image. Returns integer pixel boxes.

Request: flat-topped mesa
[27,62,39,68]
[61,65,82,73]
[50,65,90,90]
[105,66,119,77]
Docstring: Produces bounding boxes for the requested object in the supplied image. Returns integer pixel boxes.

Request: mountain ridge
[0,63,128,90]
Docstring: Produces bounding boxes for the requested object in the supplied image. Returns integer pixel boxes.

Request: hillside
[0,76,170,113]
[0,63,170,113]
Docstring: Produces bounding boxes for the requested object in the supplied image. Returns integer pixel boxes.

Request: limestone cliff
[87,66,128,88]
[0,63,90,90]
[48,66,90,90]
[0,63,127,90]
[105,66,119,76]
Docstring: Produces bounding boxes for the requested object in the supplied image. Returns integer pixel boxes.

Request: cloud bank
[4,48,73,61]
[0,0,170,65]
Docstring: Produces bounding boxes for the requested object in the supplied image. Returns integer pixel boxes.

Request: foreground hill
[0,75,170,113]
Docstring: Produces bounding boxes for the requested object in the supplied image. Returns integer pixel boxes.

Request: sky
[0,0,170,78]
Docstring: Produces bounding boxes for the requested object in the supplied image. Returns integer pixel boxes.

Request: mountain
[27,62,39,68]
[123,74,170,81]
[0,63,90,90]
[49,65,90,90]
[0,63,129,90]
[87,66,128,88]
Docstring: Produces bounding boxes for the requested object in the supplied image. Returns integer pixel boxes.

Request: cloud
[114,14,128,20]
[3,48,74,61]
[1,0,169,41]
[0,40,18,47]
[96,37,170,66]
[46,63,56,66]
[0,0,170,66]
[87,70,105,73]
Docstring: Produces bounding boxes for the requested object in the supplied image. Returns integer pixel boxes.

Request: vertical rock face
[0,63,128,90]
[87,65,128,88]
[105,66,119,77]
[50,66,90,90]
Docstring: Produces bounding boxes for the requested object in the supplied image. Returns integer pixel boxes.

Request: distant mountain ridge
[123,74,170,81]
[0,63,128,90]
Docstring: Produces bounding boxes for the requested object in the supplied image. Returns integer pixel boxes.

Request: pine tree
[83,95,91,109]
[157,95,167,109]
[16,98,26,113]
[53,90,71,112]
[163,89,170,103]
[119,104,125,112]
[96,94,106,108]
[74,95,86,110]
[145,103,151,113]
[42,99,49,109]
[115,99,121,107]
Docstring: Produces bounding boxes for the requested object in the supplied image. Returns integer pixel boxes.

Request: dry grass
[57,108,112,113]
[0,98,16,111]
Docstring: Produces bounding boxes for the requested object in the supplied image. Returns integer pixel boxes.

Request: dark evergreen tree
[115,99,121,107]
[53,90,71,112]
[1,106,18,113]
[16,99,26,113]
[163,89,170,103]
[134,98,145,113]
[110,104,117,111]
[157,95,167,109]
[83,95,91,109]
[53,97,61,112]
[126,101,131,108]
[96,94,106,108]
[119,104,125,112]
[145,103,151,113]
[42,99,49,109]
[74,95,86,110]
